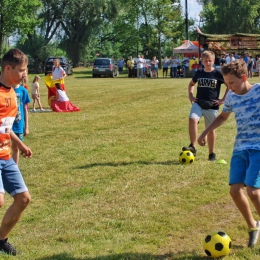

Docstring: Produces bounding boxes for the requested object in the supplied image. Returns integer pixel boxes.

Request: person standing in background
[127,56,135,78]
[31,75,44,111]
[162,56,169,78]
[135,55,144,78]
[118,58,124,75]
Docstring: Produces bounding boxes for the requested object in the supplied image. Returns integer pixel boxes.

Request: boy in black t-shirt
[182,50,228,161]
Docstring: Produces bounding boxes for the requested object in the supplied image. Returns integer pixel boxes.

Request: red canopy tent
[173,40,200,57]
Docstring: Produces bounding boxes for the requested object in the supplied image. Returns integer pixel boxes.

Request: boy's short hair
[221,60,247,78]
[1,48,28,70]
[201,50,215,60]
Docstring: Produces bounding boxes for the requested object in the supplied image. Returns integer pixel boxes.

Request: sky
[180,0,203,25]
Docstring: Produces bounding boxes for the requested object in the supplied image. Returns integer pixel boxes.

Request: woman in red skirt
[51,83,80,112]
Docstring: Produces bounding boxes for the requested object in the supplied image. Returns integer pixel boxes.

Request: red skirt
[51,100,80,112]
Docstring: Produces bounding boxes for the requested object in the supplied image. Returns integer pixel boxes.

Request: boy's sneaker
[0,238,17,255]
[182,144,197,156]
[208,153,216,161]
[248,221,260,247]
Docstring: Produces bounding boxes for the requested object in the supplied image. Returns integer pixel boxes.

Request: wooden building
[197,32,260,57]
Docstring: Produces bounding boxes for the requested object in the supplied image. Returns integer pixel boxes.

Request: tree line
[1,0,260,73]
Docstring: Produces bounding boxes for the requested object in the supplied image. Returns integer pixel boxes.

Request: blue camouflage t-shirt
[223,84,260,152]
[12,86,31,134]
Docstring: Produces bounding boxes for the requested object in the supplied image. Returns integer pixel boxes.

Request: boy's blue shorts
[0,158,28,196]
[229,149,260,188]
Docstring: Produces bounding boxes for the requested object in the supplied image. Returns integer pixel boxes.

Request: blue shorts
[229,150,260,188]
[0,159,28,196]
[189,102,218,128]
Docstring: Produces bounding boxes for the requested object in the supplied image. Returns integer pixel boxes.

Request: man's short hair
[201,50,215,60]
[221,60,247,78]
[1,48,28,70]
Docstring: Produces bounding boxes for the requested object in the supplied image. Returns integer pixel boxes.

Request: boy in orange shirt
[0,49,32,255]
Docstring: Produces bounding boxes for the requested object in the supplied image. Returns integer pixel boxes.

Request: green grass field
[2,68,260,259]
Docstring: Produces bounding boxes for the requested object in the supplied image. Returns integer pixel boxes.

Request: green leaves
[200,0,260,34]
[0,0,41,56]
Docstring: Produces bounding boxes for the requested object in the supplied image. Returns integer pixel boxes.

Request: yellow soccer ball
[179,150,195,164]
[202,230,232,258]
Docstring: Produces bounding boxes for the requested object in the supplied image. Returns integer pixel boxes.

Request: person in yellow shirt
[127,56,135,78]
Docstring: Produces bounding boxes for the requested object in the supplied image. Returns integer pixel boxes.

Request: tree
[38,0,69,45]
[103,0,185,64]
[16,34,60,73]
[0,0,41,57]
[199,0,260,34]
[59,0,120,66]
[17,0,70,72]
[148,0,184,67]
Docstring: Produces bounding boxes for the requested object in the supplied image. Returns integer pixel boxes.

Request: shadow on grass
[36,252,208,260]
[73,70,92,78]
[75,160,180,169]
[72,69,129,79]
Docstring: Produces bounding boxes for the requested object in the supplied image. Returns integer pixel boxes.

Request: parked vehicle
[44,57,73,76]
[92,58,119,78]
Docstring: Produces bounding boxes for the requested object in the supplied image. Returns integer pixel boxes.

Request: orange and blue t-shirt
[0,84,18,160]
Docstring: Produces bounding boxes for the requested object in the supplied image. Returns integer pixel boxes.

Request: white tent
[173,40,200,54]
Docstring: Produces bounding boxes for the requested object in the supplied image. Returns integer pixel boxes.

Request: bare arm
[56,91,59,101]
[188,79,197,103]
[24,106,29,136]
[10,130,32,158]
[198,111,231,146]
[215,83,229,106]
[61,70,67,79]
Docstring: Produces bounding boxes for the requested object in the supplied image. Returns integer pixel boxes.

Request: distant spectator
[170,55,179,78]
[150,56,159,78]
[191,61,200,76]
[127,56,135,78]
[118,58,124,75]
[162,56,169,78]
[214,55,221,70]
[220,55,226,66]
[244,53,249,65]
[234,52,240,59]
[248,56,253,78]
[183,57,190,76]
[142,56,147,78]
[135,55,144,78]
[256,57,260,77]
[226,53,235,64]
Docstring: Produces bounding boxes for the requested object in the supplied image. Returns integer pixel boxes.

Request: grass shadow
[73,70,92,75]
[72,69,129,79]
[73,69,92,78]
[75,160,180,169]
[36,252,208,260]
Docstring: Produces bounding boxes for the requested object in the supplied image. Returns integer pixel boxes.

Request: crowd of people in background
[123,55,193,79]
[115,51,260,79]
[208,52,260,78]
